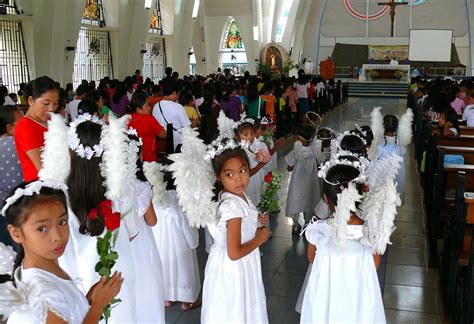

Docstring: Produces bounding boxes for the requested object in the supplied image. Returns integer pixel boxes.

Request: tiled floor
[165,98,442,323]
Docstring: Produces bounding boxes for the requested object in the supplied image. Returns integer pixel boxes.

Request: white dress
[285,142,320,220]
[128,180,166,323]
[201,192,268,324]
[245,139,269,206]
[7,267,89,323]
[301,220,386,324]
[59,205,137,323]
[376,136,405,204]
[151,190,201,303]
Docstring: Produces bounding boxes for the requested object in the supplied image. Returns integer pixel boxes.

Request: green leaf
[111,298,122,304]
[98,266,110,277]
[105,251,118,261]
[94,261,103,273]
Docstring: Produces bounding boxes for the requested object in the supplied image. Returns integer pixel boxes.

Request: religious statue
[83,0,99,20]
[150,9,158,29]
[225,20,243,49]
[271,54,277,70]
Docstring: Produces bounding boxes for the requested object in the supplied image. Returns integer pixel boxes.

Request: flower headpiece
[234,112,255,129]
[317,127,335,140]
[204,136,248,161]
[260,116,273,125]
[1,180,68,217]
[68,113,104,160]
[354,124,367,137]
[318,155,367,186]
[335,130,367,147]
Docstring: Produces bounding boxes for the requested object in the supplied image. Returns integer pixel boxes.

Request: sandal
[181,299,202,311]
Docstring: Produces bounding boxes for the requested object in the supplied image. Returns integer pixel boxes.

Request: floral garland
[67,113,104,160]
[87,200,121,322]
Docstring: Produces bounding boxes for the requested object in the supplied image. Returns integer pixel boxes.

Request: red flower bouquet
[258,169,283,216]
[88,199,121,322]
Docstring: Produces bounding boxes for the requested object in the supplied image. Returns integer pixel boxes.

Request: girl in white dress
[201,143,270,324]
[301,164,386,324]
[286,124,320,234]
[2,180,122,323]
[236,120,270,206]
[148,157,201,311]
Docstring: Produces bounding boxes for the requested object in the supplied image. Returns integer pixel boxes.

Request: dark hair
[165,67,173,77]
[246,82,259,102]
[75,84,90,97]
[178,91,193,106]
[77,100,99,116]
[235,122,255,136]
[359,126,374,146]
[87,90,102,103]
[3,182,67,273]
[0,85,8,97]
[383,115,399,133]
[340,135,365,156]
[128,134,147,182]
[0,105,20,135]
[25,76,59,100]
[162,81,179,97]
[440,108,460,135]
[67,121,106,236]
[296,124,316,141]
[129,92,147,113]
[322,164,361,209]
[211,142,250,195]
[317,127,335,149]
[112,82,127,104]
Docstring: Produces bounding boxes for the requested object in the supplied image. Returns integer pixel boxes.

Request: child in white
[286,124,321,234]
[201,144,269,324]
[147,161,201,310]
[2,181,122,324]
[301,164,385,324]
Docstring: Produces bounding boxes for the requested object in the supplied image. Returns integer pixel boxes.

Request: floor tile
[174,310,201,324]
[383,284,441,313]
[165,308,182,324]
[384,264,439,288]
[390,234,427,249]
[260,237,295,254]
[276,254,310,275]
[260,252,287,273]
[384,309,442,324]
[396,211,423,223]
[266,295,300,324]
[265,272,305,298]
[393,221,424,236]
[387,246,427,267]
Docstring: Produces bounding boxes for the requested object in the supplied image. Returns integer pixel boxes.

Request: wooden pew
[428,161,474,266]
[442,173,474,323]
[432,124,474,136]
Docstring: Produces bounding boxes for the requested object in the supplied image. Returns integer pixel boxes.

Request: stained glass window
[0,19,29,89]
[143,36,166,83]
[223,18,243,49]
[219,18,247,75]
[149,0,163,35]
[275,0,293,43]
[73,27,113,88]
[82,0,106,27]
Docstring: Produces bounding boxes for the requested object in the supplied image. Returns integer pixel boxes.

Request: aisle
[164,98,442,324]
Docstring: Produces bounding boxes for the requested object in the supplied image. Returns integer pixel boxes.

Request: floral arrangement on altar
[366,69,379,79]
[394,69,406,80]
[87,200,122,322]
[258,169,283,216]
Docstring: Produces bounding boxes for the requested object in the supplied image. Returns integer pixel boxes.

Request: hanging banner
[368,45,409,61]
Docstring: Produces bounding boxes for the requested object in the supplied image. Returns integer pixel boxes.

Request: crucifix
[377,0,409,37]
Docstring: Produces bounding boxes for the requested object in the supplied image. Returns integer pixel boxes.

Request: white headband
[68,114,104,160]
[204,136,248,161]
[1,180,68,217]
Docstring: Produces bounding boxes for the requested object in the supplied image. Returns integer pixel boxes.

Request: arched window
[0,0,29,91]
[219,18,247,75]
[73,0,113,88]
[275,0,293,43]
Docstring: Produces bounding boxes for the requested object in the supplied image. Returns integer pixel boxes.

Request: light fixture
[253,25,259,41]
[192,0,200,18]
[145,0,153,9]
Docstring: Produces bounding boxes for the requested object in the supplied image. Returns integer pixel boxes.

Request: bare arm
[25,148,42,172]
[144,202,157,226]
[226,218,269,261]
[373,254,382,270]
[307,243,316,263]
[250,161,267,176]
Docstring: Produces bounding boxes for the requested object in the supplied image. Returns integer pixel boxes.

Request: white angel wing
[370,106,384,141]
[366,153,403,189]
[100,114,131,201]
[397,108,414,147]
[0,281,32,321]
[0,243,16,275]
[143,162,169,207]
[333,182,363,246]
[217,110,236,139]
[38,114,70,183]
[168,127,217,228]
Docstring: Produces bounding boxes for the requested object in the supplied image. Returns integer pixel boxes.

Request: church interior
[0,0,473,324]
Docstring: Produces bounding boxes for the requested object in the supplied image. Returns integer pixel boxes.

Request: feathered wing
[168,127,217,228]
[397,108,414,147]
[333,182,363,246]
[360,153,402,254]
[371,106,384,141]
[217,110,236,139]
[143,162,169,207]
[38,114,70,183]
[100,114,131,201]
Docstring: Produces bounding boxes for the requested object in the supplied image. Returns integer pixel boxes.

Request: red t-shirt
[128,113,165,162]
[14,116,47,182]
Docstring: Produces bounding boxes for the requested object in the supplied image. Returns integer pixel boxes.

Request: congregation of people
[0,64,415,324]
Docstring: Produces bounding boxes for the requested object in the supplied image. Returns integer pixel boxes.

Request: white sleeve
[178,105,192,128]
[285,150,296,167]
[462,107,469,121]
[217,198,243,223]
[27,280,73,322]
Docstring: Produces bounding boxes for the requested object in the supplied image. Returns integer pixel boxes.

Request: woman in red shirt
[14,76,59,181]
[128,92,167,162]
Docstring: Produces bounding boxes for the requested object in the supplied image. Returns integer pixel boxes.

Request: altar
[359,64,410,82]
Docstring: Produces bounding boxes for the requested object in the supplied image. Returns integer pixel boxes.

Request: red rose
[104,212,121,231]
[264,172,273,183]
[99,200,113,216]
[87,208,98,220]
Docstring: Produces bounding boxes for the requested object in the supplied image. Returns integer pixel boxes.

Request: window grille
[143,36,165,83]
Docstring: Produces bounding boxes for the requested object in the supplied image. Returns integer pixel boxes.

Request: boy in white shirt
[462,88,474,127]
